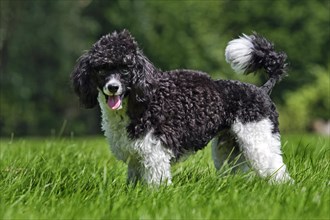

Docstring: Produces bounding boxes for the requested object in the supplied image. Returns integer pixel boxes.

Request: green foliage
[0,0,329,135]
[1,135,329,219]
[0,1,98,135]
[279,66,330,131]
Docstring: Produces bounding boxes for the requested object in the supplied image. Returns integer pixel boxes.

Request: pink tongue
[107,96,122,110]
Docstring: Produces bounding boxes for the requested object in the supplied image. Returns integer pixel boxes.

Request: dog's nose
[107,84,119,93]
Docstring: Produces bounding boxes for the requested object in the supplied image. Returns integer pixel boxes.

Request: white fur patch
[225,34,254,74]
[231,118,292,183]
[131,131,173,185]
[98,92,131,162]
[98,92,173,185]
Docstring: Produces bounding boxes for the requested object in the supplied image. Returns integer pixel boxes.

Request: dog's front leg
[127,157,171,186]
[132,131,173,186]
[139,153,172,186]
[127,158,141,185]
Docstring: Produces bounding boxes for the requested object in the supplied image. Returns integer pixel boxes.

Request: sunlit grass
[0,134,329,219]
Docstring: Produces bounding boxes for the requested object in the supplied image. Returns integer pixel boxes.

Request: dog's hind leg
[211,130,249,173]
[231,118,293,183]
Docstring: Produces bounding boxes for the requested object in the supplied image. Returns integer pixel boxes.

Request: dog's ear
[129,51,158,103]
[71,52,98,108]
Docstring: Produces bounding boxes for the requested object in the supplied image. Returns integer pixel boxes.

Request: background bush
[279,66,330,132]
[0,0,329,136]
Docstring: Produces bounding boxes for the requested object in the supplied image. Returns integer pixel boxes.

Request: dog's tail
[225,33,288,94]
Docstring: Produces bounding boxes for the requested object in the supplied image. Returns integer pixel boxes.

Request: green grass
[1,134,329,219]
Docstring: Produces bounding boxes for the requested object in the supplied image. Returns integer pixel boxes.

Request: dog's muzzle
[103,79,124,110]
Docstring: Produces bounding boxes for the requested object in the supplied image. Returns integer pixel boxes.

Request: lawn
[0,134,329,219]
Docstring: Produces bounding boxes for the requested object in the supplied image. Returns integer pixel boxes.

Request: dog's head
[71,30,156,109]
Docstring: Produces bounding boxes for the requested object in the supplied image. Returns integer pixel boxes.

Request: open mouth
[106,94,124,110]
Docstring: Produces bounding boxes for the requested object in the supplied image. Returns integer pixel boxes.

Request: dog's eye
[98,70,107,77]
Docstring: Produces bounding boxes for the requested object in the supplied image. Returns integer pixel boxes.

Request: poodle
[71,30,292,185]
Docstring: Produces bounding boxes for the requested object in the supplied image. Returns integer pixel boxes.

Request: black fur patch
[126,69,279,158]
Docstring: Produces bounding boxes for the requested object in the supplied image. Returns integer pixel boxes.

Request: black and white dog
[71,30,292,185]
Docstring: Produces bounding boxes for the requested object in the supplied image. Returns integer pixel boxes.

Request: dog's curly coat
[71,30,292,185]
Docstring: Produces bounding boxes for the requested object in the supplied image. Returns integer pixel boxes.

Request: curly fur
[71,30,293,185]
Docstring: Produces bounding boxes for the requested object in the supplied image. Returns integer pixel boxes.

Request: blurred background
[0,0,329,137]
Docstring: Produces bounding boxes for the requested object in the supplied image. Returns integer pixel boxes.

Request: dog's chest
[98,95,134,162]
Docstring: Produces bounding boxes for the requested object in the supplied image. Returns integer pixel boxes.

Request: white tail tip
[225,34,254,74]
